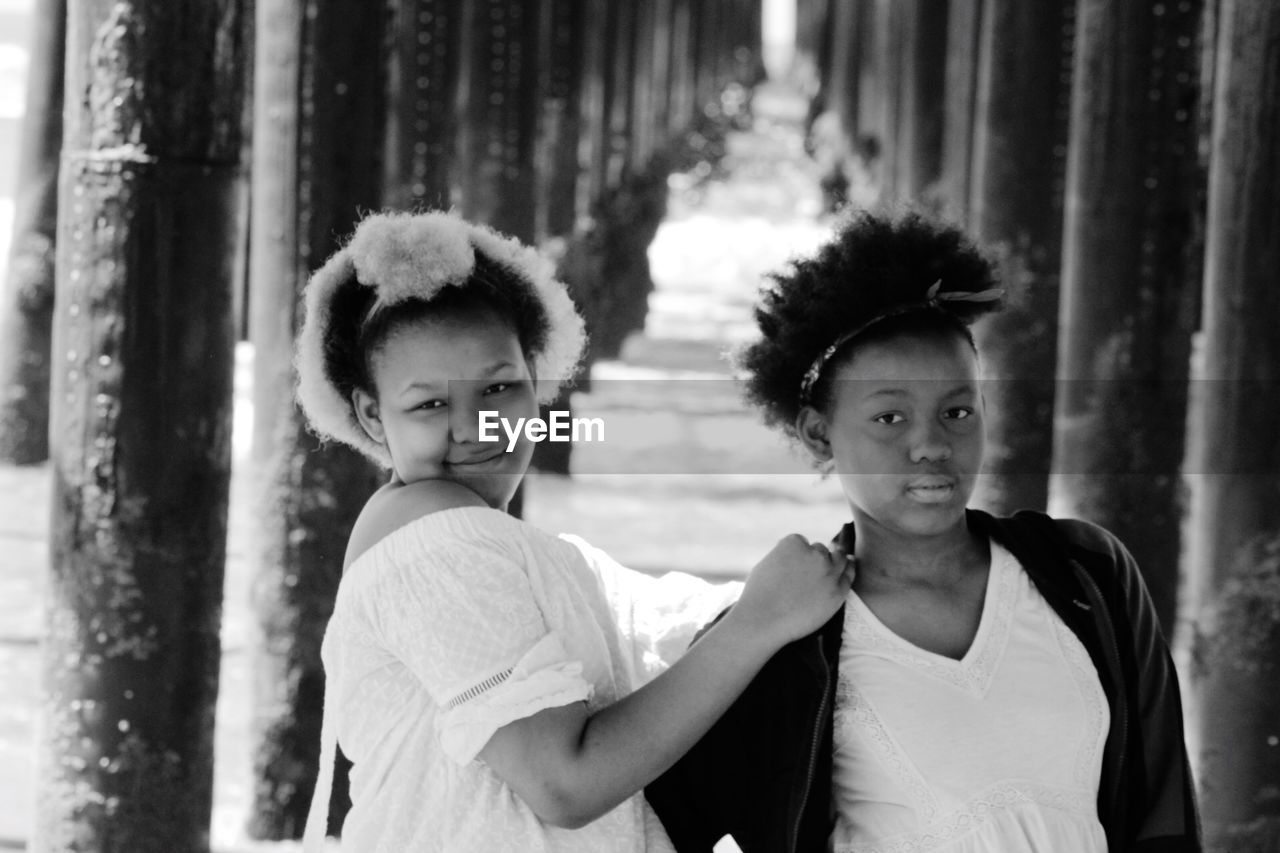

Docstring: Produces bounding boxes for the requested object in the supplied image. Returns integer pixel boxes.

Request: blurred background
[0,0,1276,850]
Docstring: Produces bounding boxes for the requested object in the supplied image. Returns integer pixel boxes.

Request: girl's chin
[852,501,969,533]
[456,472,525,508]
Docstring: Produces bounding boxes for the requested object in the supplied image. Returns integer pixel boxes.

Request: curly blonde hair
[294,210,586,467]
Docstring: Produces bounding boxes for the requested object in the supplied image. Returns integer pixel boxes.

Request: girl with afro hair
[294,210,855,851]
[646,211,1200,853]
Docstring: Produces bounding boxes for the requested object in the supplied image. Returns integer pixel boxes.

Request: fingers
[840,555,858,589]
[775,534,853,586]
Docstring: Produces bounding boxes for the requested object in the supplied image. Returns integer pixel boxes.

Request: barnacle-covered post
[527,0,590,476]
[34,1,248,849]
[245,0,387,839]
[534,0,586,245]
[562,0,763,370]
[966,0,1075,517]
[558,0,645,366]
[454,0,540,243]
[384,0,464,211]
[1050,0,1207,632]
[1187,0,1280,846]
[0,0,65,464]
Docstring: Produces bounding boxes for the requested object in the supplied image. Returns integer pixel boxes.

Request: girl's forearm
[479,534,849,828]
[549,607,779,826]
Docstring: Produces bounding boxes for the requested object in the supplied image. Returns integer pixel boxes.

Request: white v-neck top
[830,541,1109,853]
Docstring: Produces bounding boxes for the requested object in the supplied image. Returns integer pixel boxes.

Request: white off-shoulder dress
[303,506,739,852]
[830,541,1110,853]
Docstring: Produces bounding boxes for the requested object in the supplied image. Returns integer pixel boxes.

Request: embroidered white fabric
[830,541,1110,853]
[308,507,735,852]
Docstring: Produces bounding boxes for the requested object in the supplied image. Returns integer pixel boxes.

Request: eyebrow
[864,383,976,400]
[480,361,519,377]
[397,362,519,397]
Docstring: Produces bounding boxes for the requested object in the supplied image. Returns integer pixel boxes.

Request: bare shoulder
[345,479,489,569]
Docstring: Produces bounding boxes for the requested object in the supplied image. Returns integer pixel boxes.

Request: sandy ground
[0,73,850,849]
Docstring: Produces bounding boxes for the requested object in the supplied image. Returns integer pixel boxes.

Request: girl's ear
[352,388,386,444]
[796,405,833,462]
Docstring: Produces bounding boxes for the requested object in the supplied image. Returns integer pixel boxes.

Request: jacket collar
[831,508,1090,628]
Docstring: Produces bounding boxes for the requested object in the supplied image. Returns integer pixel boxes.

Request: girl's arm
[478,534,853,828]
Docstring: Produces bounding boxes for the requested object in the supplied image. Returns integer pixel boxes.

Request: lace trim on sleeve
[446,668,514,709]
[437,632,593,765]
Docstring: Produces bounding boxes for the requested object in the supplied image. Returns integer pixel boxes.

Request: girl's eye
[946,407,975,420]
[485,382,513,395]
[413,399,446,411]
[873,412,906,426]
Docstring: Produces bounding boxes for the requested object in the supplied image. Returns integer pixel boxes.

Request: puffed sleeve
[360,509,594,764]
[562,533,743,684]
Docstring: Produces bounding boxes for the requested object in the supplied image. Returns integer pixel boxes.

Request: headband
[294,210,587,467]
[797,280,1004,405]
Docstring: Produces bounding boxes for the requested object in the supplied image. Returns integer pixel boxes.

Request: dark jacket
[646,509,1202,853]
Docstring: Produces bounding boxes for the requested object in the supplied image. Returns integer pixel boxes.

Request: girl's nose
[447,382,481,444]
[909,419,952,464]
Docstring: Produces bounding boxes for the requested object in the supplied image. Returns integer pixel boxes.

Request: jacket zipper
[790,635,831,853]
[1077,568,1128,817]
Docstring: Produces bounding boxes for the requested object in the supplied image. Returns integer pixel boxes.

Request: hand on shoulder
[345,479,491,569]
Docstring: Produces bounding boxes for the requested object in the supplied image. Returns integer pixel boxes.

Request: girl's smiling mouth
[446,450,507,468]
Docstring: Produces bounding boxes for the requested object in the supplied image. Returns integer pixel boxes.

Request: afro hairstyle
[737,210,1002,439]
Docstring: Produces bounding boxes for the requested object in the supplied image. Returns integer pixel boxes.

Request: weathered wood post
[629,0,660,173]
[856,0,894,198]
[892,0,947,203]
[811,0,864,208]
[937,0,983,224]
[1050,0,1207,631]
[34,2,248,849]
[1187,0,1280,847]
[666,0,697,142]
[0,0,65,464]
[796,0,832,77]
[693,0,723,119]
[245,0,386,837]
[824,0,863,141]
[967,0,1075,516]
